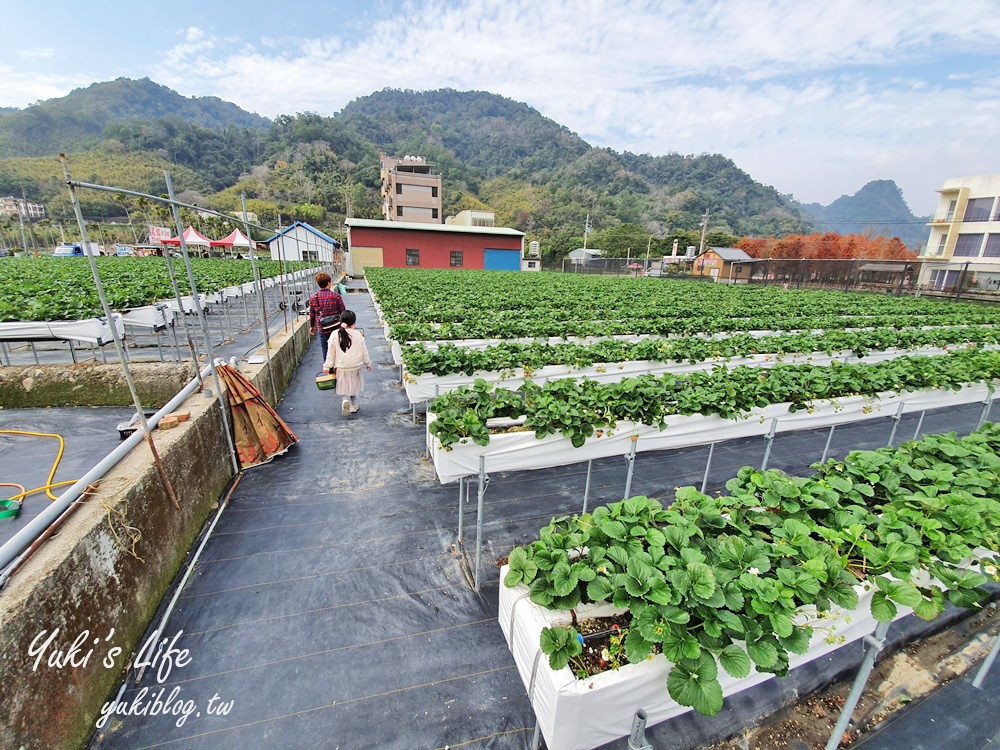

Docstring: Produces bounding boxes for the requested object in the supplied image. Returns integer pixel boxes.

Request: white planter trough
[427,383,994,484]
[498,566,914,750]
[402,345,985,404]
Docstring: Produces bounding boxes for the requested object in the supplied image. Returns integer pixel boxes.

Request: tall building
[0,196,45,219]
[380,153,443,223]
[918,175,1000,291]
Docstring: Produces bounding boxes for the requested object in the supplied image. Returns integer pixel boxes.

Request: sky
[2,0,999,216]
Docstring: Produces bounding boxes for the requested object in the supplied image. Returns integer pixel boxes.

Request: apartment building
[919,175,1000,291]
[380,153,443,224]
[0,196,45,219]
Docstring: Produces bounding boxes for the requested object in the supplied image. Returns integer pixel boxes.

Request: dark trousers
[319,331,332,362]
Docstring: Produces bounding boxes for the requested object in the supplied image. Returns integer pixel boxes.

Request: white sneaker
[349,403,359,413]
[341,399,351,417]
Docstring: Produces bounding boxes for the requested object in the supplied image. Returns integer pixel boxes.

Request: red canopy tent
[210,229,254,254]
[160,226,213,248]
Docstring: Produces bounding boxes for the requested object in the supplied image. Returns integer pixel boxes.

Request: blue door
[483,249,521,271]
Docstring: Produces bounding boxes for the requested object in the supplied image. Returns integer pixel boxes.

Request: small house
[693,247,754,282]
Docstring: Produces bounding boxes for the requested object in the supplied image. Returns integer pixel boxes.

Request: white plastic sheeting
[166,294,208,315]
[0,314,123,345]
[401,345,992,404]
[121,304,173,331]
[428,384,994,483]
[498,566,908,750]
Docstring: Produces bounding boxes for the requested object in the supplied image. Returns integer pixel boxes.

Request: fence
[553,256,1000,303]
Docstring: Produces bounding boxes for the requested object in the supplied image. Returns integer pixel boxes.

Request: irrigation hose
[1,429,68,500]
[1,430,79,520]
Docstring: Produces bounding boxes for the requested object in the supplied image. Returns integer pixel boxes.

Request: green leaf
[586,575,613,602]
[688,562,717,600]
[662,628,702,662]
[779,626,813,654]
[625,627,654,663]
[870,591,898,622]
[719,645,752,678]
[876,577,923,608]
[667,654,724,716]
[551,560,580,597]
[747,638,779,669]
[769,612,794,639]
[503,547,538,587]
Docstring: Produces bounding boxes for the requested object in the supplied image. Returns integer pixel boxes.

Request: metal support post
[622,436,638,500]
[0,342,9,366]
[29,341,39,365]
[972,631,1000,689]
[700,442,716,493]
[457,477,465,543]
[824,620,891,750]
[977,392,994,430]
[760,418,778,470]
[912,410,926,441]
[582,460,593,514]
[531,723,542,750]
[68,339,78,364]
[820,425,836,464]
[474,457,490,591]
[628,709,653,750]
[886,402,905,446]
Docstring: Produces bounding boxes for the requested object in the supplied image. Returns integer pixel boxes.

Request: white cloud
[17,48,56,61]
[0,66,93,108]
[11,0,1000,213]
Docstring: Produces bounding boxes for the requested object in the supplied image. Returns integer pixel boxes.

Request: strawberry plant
[510,424,1000,717]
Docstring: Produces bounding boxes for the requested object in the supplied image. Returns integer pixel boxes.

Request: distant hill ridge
[0,78,927,251]
[797,180,929,250]
[0,78,270,158]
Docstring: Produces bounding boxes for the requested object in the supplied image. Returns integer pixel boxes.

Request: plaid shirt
[308,288,345,330]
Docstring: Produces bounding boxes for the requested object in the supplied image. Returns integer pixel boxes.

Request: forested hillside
[0,79,920,258]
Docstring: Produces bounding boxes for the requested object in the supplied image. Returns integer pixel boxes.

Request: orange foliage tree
[737,233,915,260]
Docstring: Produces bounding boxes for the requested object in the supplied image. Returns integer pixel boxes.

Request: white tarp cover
[402,345,989,404]
[428,384,994,483]
[0,314,123,345]
[166,294,208,314]
[121,304,173,331]
[498,566,910,750]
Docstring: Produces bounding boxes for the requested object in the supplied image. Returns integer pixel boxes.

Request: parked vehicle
[53,242,100,257]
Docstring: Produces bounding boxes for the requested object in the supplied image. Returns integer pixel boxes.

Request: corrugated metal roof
[707,247,753,261]
[265,221,339,246]
[859,262,908,272]
[345,218,523,237]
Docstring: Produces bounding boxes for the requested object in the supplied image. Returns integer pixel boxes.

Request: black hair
[337,309,357,352]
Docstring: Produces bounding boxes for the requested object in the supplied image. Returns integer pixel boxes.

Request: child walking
[322,310,372,416]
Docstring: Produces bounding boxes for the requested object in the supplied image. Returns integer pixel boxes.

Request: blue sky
[3,0,999,215]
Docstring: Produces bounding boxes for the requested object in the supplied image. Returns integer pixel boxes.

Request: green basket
[315,373,337,391]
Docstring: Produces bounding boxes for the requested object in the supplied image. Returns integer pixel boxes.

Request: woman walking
[308,272,346,362]
[322,310,372,416]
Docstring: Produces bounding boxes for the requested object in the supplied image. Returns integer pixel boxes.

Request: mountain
[1,80,877,255]
[798,180,930,250]
[0,78,270,158]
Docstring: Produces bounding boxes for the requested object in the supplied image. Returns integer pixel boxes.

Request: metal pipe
[700,442,716,493]
[241,195,278,404]
[623,435,638,500]
[166,173,240,476]
[912,410,926,441]
[0,361,217,578]
[977,392,994,430]
[761,418,778,470]
[824,620,891,750]
[628,709,653,750]
[474,456,489,591]
[820,425,836,464]
[457,477,465,543]
[582,460,593,514]
[972,631,1000,689]
[886,402,905,446]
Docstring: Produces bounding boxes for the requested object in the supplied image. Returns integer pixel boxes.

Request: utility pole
[698,208,710,255]
[583,212,591,250]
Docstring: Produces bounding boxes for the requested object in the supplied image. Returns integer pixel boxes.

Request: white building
[918,175,1000,291]
[266,221,341,264]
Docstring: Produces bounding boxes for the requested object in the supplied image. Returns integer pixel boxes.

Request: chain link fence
[552,256,1000,303]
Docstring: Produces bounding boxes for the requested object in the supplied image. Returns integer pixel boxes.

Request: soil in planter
[572,613,663,677]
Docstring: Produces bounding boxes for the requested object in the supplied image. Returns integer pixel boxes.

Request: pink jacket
[324,328,371,371]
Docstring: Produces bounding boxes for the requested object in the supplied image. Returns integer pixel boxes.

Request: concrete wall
[0,319,309,748]
[0,362,195,408]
